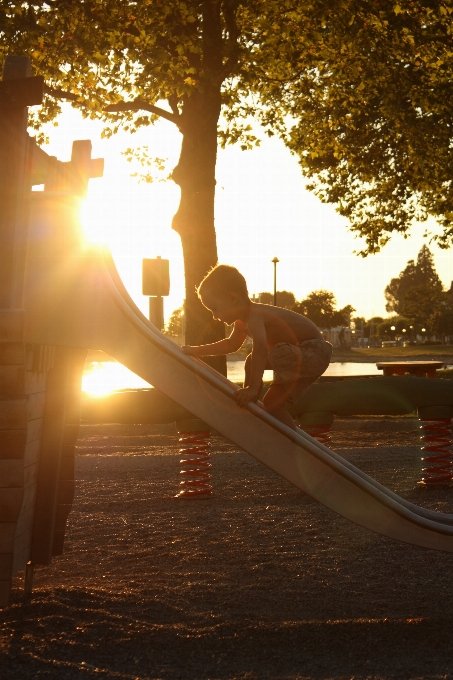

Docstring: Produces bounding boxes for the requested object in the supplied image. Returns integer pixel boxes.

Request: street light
[271,257,279,306]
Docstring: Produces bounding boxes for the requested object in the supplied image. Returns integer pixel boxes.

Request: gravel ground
[2,419,453,680]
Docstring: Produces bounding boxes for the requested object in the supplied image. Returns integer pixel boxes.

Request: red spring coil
[176,430,213,498]
[419,418,453,485]
[303,425,332,445]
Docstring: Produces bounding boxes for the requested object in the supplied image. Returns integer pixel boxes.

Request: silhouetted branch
[104,99,182,127]
[43,84,79,101]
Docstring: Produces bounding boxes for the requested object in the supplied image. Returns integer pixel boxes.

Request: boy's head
[197,265,249,324]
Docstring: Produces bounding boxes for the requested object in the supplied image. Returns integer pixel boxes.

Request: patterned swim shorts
[268,338,332,402]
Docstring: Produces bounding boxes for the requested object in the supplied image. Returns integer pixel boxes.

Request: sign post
[142,256,170,331]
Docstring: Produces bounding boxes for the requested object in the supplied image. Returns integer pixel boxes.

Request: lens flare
[79,195,110,245]
[82,361,151,397]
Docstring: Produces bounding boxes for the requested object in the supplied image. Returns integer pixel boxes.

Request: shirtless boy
[182,265,332,431]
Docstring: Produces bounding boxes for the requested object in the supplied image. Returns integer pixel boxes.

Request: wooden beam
[0,310,25,342]
[0,342,25,365]
[0,76,44,109]
[0,400,27,429]
[0,57,33,308]
[0,430,27,460]
[30,139,59,186]
[29,348,69,565]
[0,365,25,398]
[62,140,104,196]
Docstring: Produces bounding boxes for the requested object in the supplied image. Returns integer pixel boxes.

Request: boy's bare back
[239,302,321,349]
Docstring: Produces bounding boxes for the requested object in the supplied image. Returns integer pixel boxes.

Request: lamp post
[271,257,279,306]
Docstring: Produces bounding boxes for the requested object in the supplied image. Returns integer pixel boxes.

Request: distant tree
[257,291,296,309]
[165,306,184,339]
[377,316,412,338]
[384,245,443,328]
[366,316,384,339]
[295,290,354,329]
[353,316,366,330]
[354,315,384,339]
[333,304,355,328]
[430,294,453,339]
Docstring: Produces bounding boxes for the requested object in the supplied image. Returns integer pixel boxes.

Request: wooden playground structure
[0,56,103,606]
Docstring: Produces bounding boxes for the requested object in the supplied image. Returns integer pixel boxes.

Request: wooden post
[0,310,27,607]
[28,348,70,564]
[0,57,41,607]
[0,57,43,308]
[52,348,86,556]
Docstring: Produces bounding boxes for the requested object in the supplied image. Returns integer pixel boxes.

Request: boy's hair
[197,264,249,300]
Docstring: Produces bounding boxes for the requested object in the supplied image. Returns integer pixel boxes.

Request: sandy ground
[2,419,453,679]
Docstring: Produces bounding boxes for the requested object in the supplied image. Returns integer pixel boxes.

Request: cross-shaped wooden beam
[63,140,104,196]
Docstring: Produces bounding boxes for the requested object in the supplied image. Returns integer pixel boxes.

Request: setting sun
[82,361,151,397]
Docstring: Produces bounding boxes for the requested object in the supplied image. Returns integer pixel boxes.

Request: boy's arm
[182,321,248,357]
[234,313,267,406]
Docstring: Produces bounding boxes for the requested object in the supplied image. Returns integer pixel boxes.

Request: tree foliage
[430,300,453,338]
[354,315,384,339]
[377,315,413,338]
[295,290,354,329]
[165,305,184,339]
[257,290,296,308]
[252,0,453,253]
[384,245,443,327]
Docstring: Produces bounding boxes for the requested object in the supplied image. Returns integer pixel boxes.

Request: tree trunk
[171,88,226,375]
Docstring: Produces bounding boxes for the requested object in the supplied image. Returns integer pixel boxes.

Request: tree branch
[103,99,182,128]
[43,84,79,101]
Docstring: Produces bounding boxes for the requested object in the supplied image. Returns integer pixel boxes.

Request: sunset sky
[37,103,452,324]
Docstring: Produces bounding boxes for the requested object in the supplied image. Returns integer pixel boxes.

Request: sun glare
[82,361,151,397]
[80,194,112,245]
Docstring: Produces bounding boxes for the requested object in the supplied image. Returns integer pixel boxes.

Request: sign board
[142,257,170,297]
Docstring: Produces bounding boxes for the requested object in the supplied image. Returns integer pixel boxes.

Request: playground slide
[24,195,453,553]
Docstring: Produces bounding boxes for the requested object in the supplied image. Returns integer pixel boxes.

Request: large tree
[252,0,453,254]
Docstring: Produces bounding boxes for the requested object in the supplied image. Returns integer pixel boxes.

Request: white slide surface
[24,194,453,553]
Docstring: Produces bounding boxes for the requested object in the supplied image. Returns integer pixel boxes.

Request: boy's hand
[233,386,261,408]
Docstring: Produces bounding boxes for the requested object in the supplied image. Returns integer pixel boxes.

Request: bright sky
[36,103,452,323]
